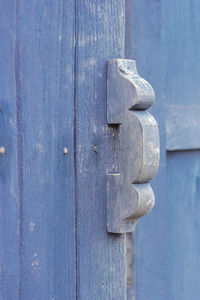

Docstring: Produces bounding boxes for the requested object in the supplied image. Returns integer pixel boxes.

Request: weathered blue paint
[0,2,20,298]
[164,1,200,299]
[126,0,200,299]
[107,59,159,233]
[75,1,127,299]
[0,1,76,299]
[167,151,200,300]
[0,0,133,299]
[16,2,76,299]
[126,1,167,299]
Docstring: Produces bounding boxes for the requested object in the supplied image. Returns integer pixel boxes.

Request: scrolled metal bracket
[107,59,160,233]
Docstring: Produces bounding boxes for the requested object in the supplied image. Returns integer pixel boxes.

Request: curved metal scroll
[107,59,160,233]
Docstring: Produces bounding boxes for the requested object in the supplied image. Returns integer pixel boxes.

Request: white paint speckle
[31,259,39,267]
[9,118,16,127]
[36,142,44,153]
[29,221,35,232]
[87,58,96,69]
[31,253,39,268]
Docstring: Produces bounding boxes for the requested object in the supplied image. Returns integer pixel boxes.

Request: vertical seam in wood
[15,1,23,299]
[74,1,78,299]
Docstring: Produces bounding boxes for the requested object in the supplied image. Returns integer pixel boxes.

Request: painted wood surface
[0,1,133,299]
[107,59,159,233]
[0,1,76,299]
[167,151,200,300]
[164,1,200,299]
[126,0,167,299]
[0,2,19,298]
[126,0,200,299]
[166,105,200,150]
[75,1,127,299]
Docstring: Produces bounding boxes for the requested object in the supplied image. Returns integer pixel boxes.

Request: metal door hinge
[107,59,160,233]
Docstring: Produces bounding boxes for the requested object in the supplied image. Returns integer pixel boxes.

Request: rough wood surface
[107,59,159,233]
[126,0,167,299]
[164,1,200,299]
[75,1,127,299]
[0,2,20,298]
[0,1,76,299]
[0,1,160,299]
[127,0,200,299]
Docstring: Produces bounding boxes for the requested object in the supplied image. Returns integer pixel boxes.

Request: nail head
[93,145,99,153]
[63,147,68,154]
[0,147,5,154]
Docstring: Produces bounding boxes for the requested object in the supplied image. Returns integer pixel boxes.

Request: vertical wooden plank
[164,1,200,299]
[126,1,167,299]
[0,1,19,299]
[167,151,200,300]
[127,0,200,299]
[75,1,127,299]
[163,0,200,107]
[15,1,76,299]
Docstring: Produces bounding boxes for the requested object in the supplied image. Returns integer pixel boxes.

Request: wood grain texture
[0,2,19,299]
[127,0,200,299]
[75,1,127,299]
[107,59,159,233]
[167,151,200,300]
[13,1,76,299]
[164,0,200,299]
[166,105,200,150]
[126,0,167,299]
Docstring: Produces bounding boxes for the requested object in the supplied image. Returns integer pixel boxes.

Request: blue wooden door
[126,0,200,299]
[0,1,76,299]
[0,1,130,299]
